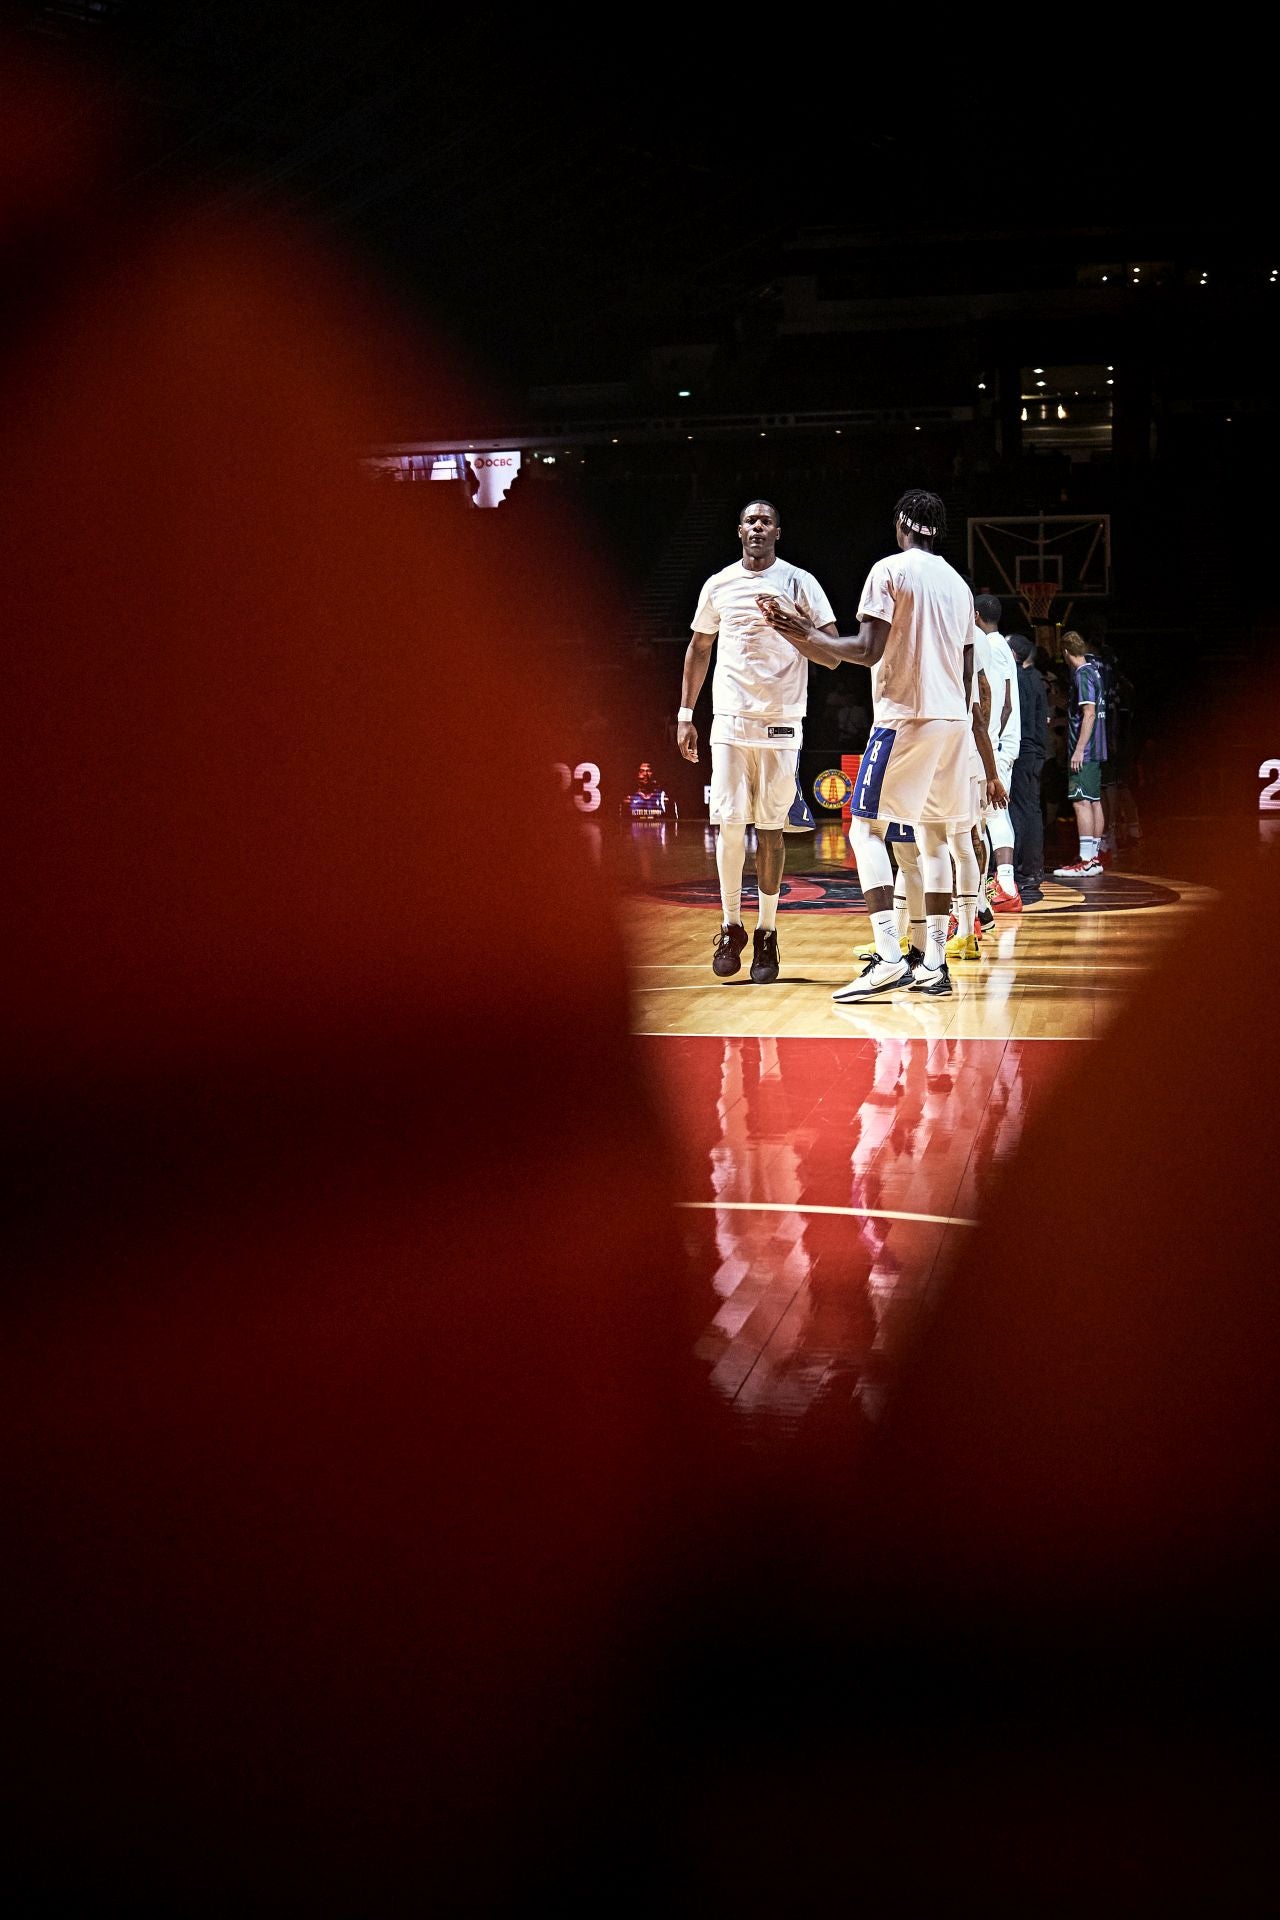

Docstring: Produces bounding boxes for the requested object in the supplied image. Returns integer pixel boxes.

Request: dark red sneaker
[712,923,749,977]
[750,927,780,984]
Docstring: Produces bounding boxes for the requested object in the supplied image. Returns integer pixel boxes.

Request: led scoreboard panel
[553,761,602,814]
[365,449,521,506]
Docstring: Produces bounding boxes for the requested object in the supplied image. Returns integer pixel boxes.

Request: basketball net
[1021,581,1057,627]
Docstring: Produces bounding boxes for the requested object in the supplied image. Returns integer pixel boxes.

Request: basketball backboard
[968,514,1110,631]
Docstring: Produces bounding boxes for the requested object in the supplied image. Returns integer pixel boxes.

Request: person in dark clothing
[1007,634,1049,901]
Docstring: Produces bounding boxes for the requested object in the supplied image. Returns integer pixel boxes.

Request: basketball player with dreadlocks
[761,488,1005,1000]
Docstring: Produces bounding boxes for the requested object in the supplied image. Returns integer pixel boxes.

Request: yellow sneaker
[945,931,981,961]
[858,936,914,961]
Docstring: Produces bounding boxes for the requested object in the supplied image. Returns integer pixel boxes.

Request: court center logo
[648,869,1184,916]
[813,768,852,808]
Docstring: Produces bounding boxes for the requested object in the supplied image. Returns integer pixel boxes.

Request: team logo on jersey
[813,768,853,808]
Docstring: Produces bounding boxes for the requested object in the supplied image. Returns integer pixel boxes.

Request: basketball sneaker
[945,930,981,961]
[991,882,1022,913]
[750,928,780,984]
[909,959,953,997]
[711,923,749,976]
[949,912,983,945]
[858,936,913,961]
[832,954,913,1002]
[1053,858,1103,877]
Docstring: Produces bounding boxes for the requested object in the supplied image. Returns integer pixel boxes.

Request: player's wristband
[676,707,694,723]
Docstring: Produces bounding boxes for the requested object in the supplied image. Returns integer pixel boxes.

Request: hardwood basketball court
[605,817,1210,1452]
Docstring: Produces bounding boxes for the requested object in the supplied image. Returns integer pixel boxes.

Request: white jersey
[692,557,835,723]
[966,627,996,778]
[857,547,974,724]
[985,630,1022,762]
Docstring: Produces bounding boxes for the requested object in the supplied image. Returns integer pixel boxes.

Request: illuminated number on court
[573,762,601,813]
[1260,759,1280,811]
[552,762,572,794]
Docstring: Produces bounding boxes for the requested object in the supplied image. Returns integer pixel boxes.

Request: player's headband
[897,512,937,537]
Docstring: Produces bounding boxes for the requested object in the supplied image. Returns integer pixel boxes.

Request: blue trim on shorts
[885,821,916,844]
[850,726,896,819]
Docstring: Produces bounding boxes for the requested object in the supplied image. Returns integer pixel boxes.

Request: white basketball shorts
[709,714,801,830]
[850,719,969,827]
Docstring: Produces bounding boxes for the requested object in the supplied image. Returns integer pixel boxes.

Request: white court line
[632,963,1147,983]
[677,1200,977,1228]
[633,982,807,993]
[635,1028,1091,1040]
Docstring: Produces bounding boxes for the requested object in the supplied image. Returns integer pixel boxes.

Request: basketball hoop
[1021,580,1057,625]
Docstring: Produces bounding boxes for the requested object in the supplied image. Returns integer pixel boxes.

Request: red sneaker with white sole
[991,882,1022,913]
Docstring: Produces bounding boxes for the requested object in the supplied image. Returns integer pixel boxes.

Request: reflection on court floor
[617,820,1209,1449]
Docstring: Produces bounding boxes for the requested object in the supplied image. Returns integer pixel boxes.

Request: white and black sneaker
[908,959,953,997]
[832,954,913,1002]
[976,904,996,934]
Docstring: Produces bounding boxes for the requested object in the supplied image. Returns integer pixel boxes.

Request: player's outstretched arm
[759,598,885,668]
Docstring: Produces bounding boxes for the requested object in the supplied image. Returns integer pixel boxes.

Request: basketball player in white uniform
[761,488,1005,1000]
[946,619,998,963]
[859,666,927,970]
[974,594,1023,911]
[677,500,837,984]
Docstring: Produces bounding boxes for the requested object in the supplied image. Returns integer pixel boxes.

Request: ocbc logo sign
[474,457,513,468]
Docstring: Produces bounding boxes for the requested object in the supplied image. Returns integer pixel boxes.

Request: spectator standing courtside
[1054,631,1108,876]
[1008,633,1049,902]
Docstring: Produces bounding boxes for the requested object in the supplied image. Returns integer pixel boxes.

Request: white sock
[924,913,949,970]
[947,827,980,903]
[997,863,1016,894]
[715,821,746,923]
[957,895,976,938]
[901,858,925,929]
[756,889,779,931]
[850,820,895,893]
[870,910,899,964]
[1080,835,1099,862]
[918,829,953,903]
[893,869,909,940]
[909,918,926,956]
